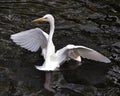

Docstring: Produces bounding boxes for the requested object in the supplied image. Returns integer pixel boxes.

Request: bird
[10,14,111,71]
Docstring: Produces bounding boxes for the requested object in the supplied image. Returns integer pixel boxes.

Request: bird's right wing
[55,44,111,64]
[10,28,48,52]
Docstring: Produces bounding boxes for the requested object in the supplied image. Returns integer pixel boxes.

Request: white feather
[11,28,48,54]
[55,44,111,64]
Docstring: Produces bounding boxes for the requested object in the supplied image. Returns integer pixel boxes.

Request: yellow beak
[32,17,44,22]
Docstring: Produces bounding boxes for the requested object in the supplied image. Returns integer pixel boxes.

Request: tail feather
[35,65,59,71]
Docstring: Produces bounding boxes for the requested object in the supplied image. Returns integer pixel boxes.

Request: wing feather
[56,44,111,63]
[10,28,48,52]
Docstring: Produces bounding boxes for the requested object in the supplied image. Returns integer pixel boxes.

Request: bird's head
[32,14,54,23]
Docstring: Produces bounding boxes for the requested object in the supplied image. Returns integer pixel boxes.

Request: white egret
[10,14,111,92]
[10,14,111,71]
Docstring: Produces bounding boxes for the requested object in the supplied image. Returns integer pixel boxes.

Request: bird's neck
[48,21,55,41]
[45,21,55,59]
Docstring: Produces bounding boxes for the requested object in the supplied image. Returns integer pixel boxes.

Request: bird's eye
[44,17,47,19]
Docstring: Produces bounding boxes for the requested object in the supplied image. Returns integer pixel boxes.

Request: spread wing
[10,28,48,52]
[56,44,111,64]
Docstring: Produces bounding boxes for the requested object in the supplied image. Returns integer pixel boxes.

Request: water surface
[0,0,120,95]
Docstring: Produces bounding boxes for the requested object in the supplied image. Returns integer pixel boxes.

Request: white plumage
[10,14,111,71]
[11,28,48,58]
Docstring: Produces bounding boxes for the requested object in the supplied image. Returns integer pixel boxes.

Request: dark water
[0,0,120,96]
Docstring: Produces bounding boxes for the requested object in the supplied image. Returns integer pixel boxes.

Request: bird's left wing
[10,28,48,52]
[55,44,111,64]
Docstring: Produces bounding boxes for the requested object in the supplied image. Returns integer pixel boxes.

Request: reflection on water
[0,0,120,95]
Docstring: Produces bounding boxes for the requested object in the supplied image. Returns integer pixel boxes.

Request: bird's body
[11,14,111,71]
